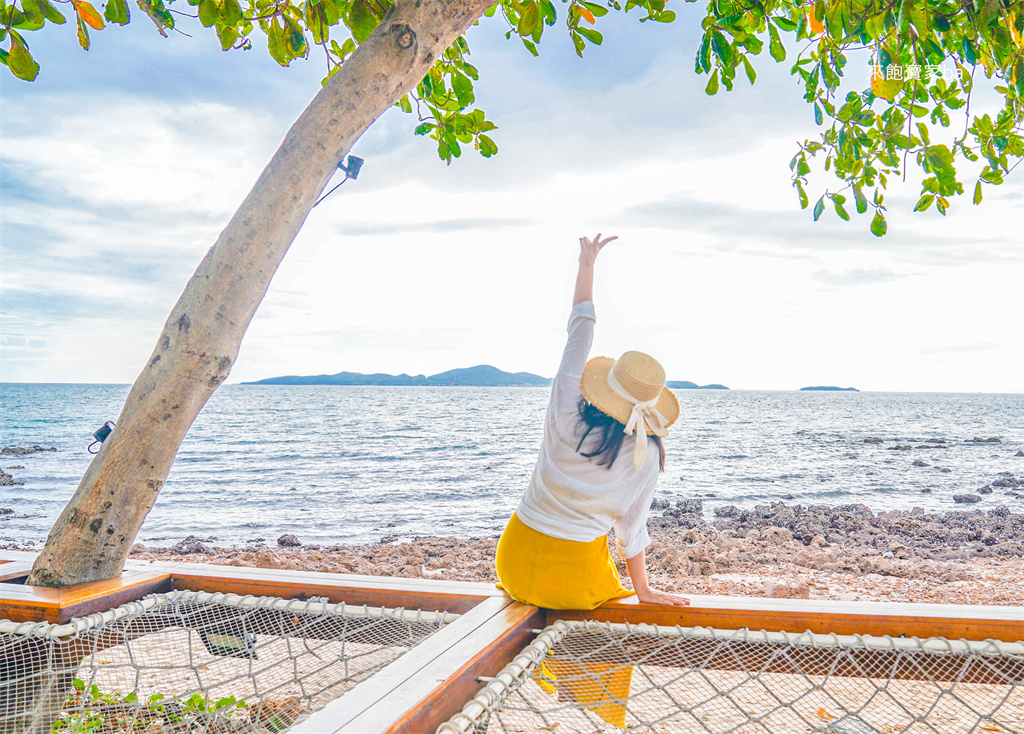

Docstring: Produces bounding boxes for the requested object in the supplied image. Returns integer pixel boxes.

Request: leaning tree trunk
[27,0,494,588]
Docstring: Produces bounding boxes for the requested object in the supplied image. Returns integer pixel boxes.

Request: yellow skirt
[496,513,636,728]
[495,513,635,610]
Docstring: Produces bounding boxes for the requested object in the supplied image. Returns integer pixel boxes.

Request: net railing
[1,589,459,733]
[438,620,1024,734]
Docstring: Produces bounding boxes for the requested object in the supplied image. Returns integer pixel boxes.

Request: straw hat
[580,352,680,468]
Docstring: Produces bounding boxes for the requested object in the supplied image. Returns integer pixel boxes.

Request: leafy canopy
[3,0,1021,236]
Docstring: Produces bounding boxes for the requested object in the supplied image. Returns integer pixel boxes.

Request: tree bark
[27,0,494,588]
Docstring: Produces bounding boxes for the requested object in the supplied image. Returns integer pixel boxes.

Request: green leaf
[282,17,306,56]
[853,185,867,214]
[653,9,674,22]
[38,0,65,22]
[710,29,731,66]
[17,0,46,29]
[218,0,241,26]
[795,180,808,209]
[478,133,498,157]
[103,0,129,24]
[870,211,887,237]
[266,19,286,64]
[695,31,710,73]
[576,26,602,45]
[414,122,434,135]
[348,0,377,44]
[972,180,982,205]
[217,23,237,50]
[833,198,850,221]
[517,1,540,37]
[741,55,755,85]
[913,194,934,212]
[75,12,90,49]
[580,1,607,16]
[197,0,216,26]
[704,68,719,95]
[451,71,473,107]
[960,37,976,66]
[768,23,785,62]
[812,196,824,221]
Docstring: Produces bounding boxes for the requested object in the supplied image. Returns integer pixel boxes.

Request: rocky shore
[127,499,1024,607]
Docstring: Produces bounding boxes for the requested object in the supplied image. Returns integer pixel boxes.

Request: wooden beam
[0,570,171,623]
[551,594,1024,642]
[375,603,544,734]
[167,562,502,614]
[0,561,32,582]
[290,597,544,734]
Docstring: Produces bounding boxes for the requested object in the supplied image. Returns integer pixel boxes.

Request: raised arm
[573,233,618,307]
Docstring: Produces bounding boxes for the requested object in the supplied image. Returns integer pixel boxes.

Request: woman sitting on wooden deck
[496,233,689,612]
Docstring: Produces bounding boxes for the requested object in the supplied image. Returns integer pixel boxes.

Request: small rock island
[799,386,859,392]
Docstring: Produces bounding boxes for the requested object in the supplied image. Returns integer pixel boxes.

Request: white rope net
[0,589,458,733]
[439,620,1024,734]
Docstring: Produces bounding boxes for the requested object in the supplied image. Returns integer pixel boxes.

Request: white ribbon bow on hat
[606,368,668,469]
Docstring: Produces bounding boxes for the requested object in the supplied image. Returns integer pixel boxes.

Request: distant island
[244,365,551,387]
[245,366,729,389]
[665,381,729,390]
[800,386,859,392]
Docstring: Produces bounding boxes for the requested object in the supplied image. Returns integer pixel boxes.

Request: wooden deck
[1,551,1021,733]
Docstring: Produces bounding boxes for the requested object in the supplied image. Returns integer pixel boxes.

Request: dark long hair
[575,399,665,472]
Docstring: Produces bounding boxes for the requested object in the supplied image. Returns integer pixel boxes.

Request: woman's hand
[578,233,618,268]
[572,233,617,306]
[635,588,691,607]
[624,549,689,607]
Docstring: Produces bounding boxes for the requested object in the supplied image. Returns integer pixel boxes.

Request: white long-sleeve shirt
[515,301,660,559]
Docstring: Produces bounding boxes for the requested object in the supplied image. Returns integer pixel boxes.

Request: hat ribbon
[606,366,668,469]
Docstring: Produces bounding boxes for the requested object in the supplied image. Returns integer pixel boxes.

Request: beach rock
[978,485,993,495]
[277,534,302,548]
[676,499,703,514]
[379,533,400,544]
[992,477,1020,488]
[651,498,670,511]
[662,500,704,530]
[768,583,810,599]
[953,494,982,504]
[887,445,912,451]
[966,437,1001,443]
[5,465,23,470]
[714,505,740,518]
[129,544,147,555]
[863,437,884,444]
[782,494,795,500]
[0,445,56,456]
[172,537,211,554]
[920,488,932,493]
[912,459,929,467]
[1016,450,1024,457]
[0,470,24,487]
[940,468,952,473]
[0,508,12,516]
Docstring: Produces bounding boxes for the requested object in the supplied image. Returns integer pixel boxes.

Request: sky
[1,5,1022,393]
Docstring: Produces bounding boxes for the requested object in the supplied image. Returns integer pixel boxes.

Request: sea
[1,384,1021,549]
